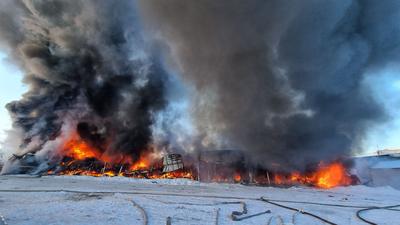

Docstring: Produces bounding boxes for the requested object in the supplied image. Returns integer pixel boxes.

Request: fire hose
[229,201,271,221]
[267,215,284,225]
[144,196,271,223]
[262,198,400,224]
[291,211,301,225]
[260,197,338,225]
[232,210,271,221]
[144,197,250,222]
[130,200,148,225]
[356,204,400,225]
[0,188,398,224]
[214,208,220,225]
[166,216,172,225]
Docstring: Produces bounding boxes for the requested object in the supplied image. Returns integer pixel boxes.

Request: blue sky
[0,52,26,142]
[0,50,399,154]
[362,67,400,153]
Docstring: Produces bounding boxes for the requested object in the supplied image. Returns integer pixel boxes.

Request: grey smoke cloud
[0,0,398,173]
[137,0,397,170]
[0,0,167,168]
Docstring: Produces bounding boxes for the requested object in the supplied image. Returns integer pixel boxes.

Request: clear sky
[0,50,399,154]
[361,67,400,153]
[0,51,26,142]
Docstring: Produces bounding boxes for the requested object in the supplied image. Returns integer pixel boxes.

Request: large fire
[129,154,152,171]
[271,162,353,189]
[64,139,99,161]
[314,162,353,188]
[57,137,195,180]
[55,137,355,189]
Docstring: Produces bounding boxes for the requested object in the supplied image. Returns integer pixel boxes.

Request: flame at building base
[52,136,196,180]
[48,137,357,189]
[272,162,354,189]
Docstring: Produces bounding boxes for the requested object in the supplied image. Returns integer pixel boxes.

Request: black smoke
[1,0,399,173]
[0,0,167,171]
[137,0,399,170]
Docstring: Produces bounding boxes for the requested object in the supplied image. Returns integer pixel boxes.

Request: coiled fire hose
[260,197,337,225]
[145,196,271,223]
[356,204,400,225]
[1,188,398,224]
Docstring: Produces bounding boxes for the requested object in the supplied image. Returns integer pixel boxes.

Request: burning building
[5,146,357,189]
[0,0,398,189]
[197,150,246,183]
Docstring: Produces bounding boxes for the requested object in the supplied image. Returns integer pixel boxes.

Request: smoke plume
[0,0,167,172]
[138,0,399,170]
[1,0,399,172]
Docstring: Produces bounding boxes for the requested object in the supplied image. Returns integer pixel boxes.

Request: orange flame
[272,161,353,188]
[234,172,241,183]
[314,162,352,188]
[274,174,284,185]
[149,170,195,179]
[63,138,100,160]
[58,136,353,188]
[130,154,152,171]
[59,138,196,179]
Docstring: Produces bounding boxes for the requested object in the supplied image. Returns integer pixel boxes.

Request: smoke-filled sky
[2,55,400,153]
[0,0,400,170]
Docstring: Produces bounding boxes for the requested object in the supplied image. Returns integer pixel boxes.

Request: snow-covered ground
[0,175,399,225]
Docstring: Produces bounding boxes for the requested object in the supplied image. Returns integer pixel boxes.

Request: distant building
[354,149,400,189]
